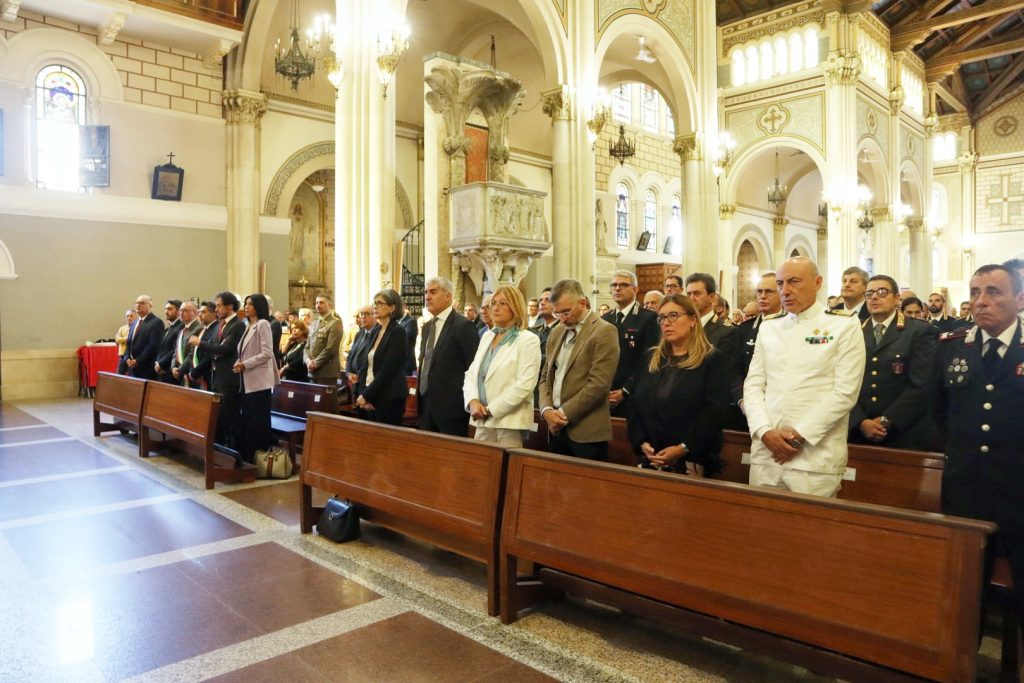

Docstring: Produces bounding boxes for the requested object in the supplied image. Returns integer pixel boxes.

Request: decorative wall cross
[987,174,1023,226]
[757,103,790,136]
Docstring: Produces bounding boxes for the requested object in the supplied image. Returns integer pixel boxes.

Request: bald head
[776,257,823,314]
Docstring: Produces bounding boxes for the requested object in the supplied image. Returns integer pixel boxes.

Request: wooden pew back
[301,413,507,615]
[500,449,992,683]
[608,417,638,467]
[271,380,339,419]
[93,371,147,435]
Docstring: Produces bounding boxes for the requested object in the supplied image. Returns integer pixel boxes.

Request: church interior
[1,0,1023,680]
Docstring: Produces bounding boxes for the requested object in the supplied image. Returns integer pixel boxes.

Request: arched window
[643,190,657,252]
[774,37,788,76]
[759,42,774,81]
[745,45,759,84]
[804,28,819,67]
[728,23,821,88]
[35,64,87,191]
[613,83,631,123]
[669,195,682,255]
[933,131,957,162]
[615,184,630,247]
[731,49,746,87]
[789,33,804,72]
[641,84,658,132]
[929,182,948,231]
[666,107,675,137]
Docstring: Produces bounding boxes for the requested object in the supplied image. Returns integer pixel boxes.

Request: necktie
[615,311,623,327]
[873,323,885,347]
[564,328,577,346]
[983,339,1003,373]
[218,320,225,340]
[419,320,437,395]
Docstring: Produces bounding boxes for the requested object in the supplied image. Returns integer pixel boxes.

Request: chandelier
[609,124,635,165]
[377,24,410,98]
[856,185,874,231]
[766,148,788,208]
[586,90,611,144]
[712,131,736,178]
[274,1,328,90]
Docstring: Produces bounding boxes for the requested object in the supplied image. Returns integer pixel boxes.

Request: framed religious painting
[636,230,652,252]
[288,182,326,288]
[152,160,184,201]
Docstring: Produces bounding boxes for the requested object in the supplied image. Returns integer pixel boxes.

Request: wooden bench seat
[93,371,147,436]
[499,449,994,683]
[139,381,255,489]
[300,413,507,615]
[271,380,339,473]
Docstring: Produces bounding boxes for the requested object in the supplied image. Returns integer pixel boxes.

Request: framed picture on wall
[636,230,652,252]
[152,162,184,201]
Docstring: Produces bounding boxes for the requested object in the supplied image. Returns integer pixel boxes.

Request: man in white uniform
[743,257,866,497]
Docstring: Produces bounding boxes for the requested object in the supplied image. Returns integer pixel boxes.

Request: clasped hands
[760,428,805,463]
[542,408,569,433]
[859,418,888,441]
[468,399,490,421]
[641,442,687,471]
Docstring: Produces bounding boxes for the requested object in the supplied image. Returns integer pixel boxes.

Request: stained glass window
[641,84,658,132]
[669,195,682,255]
[615,184,630,247]
[36,64,86,191]
[613,84,631,123]
[644,190,657,251]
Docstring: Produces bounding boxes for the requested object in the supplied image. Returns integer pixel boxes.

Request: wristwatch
[678,442,688,453]
[879,416,891,430]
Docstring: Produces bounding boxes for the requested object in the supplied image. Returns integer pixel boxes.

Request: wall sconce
[376,23,410,98]
[821,188,842,215]
[585,89,611,145]
[320,18,342,90]
[855,185,874,231]
[712,131,736,178]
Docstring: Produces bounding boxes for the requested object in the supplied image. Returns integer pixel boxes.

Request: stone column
[676,134,707,275]
[542,85,573,281]
[958,150,978,280]
[906,216,930,295]
[223,88,266,295]
[718,203,736,298]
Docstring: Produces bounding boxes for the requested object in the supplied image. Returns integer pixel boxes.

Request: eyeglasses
[656,311,689,325]
[609,282,633,289]
[490,299,511,309]
[865,288,892,298]
[553,300,580,318]
[372,301,389,307]
[755,288,776,296]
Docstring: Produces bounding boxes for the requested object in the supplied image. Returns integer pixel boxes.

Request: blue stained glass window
[35,65,87,191]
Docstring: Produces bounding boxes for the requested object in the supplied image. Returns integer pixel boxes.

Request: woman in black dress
[627,293,729,476]
[354,289,409,425]
[279,321,309,381]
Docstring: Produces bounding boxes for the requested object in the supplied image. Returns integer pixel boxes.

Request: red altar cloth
[77,344,119,389]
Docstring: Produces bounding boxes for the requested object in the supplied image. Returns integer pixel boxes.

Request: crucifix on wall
[987,174,1023,227]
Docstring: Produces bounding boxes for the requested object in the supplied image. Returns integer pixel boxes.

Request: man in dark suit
[186,301,217,389]
[684,272,739,363]
[729,272,782,429]
[189,291,245,451]
[170,300,201,386]
[117,294,164,379]
[927,292,967,334]
[398,310,419,375]
[267,295,283,366]
[602,270,659,416]
[830,266,871,322]
[154,299,182,383]
[345,305,374,387]
[417,276,480,436]
[850,275,937,450]
[539,279,619,460]
[933,264,1024,615]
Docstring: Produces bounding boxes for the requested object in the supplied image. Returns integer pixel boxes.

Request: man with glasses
[730,272,783,429]
[539,279,619,461]
[744,257,865,497]
[663,274,683,296]
[849,275,937,450]
[602,270,660,416]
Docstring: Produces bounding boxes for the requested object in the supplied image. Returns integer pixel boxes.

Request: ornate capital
[443,135,471,158]
[1,0,21,23]
[673,134,702,162]
[222,90,266,124]
[540,85,572,121]
[772,215,789,230]
[98,13,126,45]
[824,51,861,86]
[719,203,736,219]
[889,85,904,116]
[905,216,925,233]
[204,39,234,70]
[957,153,978,173]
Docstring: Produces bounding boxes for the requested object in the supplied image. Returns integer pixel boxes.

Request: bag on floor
[316,496,361,543]
[255,447,293,479]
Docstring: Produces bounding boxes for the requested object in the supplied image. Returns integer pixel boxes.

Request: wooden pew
[608,417,638,467]
[271,380,339,472]
[300,413,508,616]
[93,371,147,436]
[403,376,418,426]
[139,381,255,489]
[500,449,994,683]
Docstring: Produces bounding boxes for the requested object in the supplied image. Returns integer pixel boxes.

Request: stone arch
[857,136,890,207]
[785,233,815,260]
[723,136,826,207]
[594,13,697,133]
[264,142,335,217]
[0,238,17,280]
[0,29,123,102]
[395,178,414,230]
[732,223,772,271]
[735,239,760,305]
[899,160,925,218]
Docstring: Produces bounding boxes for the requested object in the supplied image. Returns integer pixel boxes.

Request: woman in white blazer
[233,293,280,464]
[463,285,541,447]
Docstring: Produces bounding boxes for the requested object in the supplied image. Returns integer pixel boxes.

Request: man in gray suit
[304,293,344,385]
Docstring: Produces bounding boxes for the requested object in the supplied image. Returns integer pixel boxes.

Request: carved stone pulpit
[449,182,550,293]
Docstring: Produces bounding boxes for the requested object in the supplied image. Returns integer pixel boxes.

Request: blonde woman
[627,294,729,475]
[463,286,541,447]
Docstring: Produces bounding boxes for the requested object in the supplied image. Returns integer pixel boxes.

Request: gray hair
[611,269,638,287]
[425,276,454,294]
[841,266,869,285]
[550,278,585,303]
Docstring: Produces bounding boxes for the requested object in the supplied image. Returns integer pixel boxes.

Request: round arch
[264,142,335,217]
[0,238,17,280]
[899,160,925,216]
[722,136,826,206]
[0,28,123,102]
[593,13,697,133]
[732,223,772,271]
[857,136,890,206]
[785,233,816,260]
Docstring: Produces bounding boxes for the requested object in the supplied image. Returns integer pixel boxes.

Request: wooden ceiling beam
[928,77,969,113]
[931,14,1012,58]
[892,0,1024,50]
[925,36,1024,78]
[973,53,1024,115]
[905,0,960,23]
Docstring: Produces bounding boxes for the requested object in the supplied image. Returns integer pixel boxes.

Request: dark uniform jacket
[830,300,871,322]
[731,312,782,403]
[602,301,660,410]
[169,319,201,385]
[932,320,1024,610]
[929,313,967,335]
[850,312,937,450]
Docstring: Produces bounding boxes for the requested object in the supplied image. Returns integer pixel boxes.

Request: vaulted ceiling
[716,0,1024,120]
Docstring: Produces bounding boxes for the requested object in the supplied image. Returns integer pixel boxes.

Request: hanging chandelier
[609,124,635,165]
[274,0,326,90]
[767,148,788,208]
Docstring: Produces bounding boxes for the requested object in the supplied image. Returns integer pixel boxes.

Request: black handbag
[316,497,361,542]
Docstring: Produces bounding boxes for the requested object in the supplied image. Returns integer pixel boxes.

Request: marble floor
[0,398,1007,682]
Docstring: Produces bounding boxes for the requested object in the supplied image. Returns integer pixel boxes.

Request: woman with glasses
[463,285,541,447]
[280,320,309,381]
[627,294,729,475]
[354,289,409,425]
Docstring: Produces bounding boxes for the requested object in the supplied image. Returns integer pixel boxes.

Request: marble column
[718,203,736,298]
[906,216,930,295]
[223,88,266,295]
[676,135,707,275]
[958,150,978,280]
[541,86,573,281]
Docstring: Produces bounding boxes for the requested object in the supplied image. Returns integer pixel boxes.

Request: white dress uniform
[743,301,866,496]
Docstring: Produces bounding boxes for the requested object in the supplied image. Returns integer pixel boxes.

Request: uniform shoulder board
[764,311,787,321]
[938,328,969,342]
[825,308,855,316]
